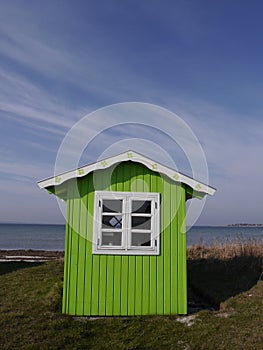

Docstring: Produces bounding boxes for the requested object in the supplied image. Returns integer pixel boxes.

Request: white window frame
[92,191,160,255]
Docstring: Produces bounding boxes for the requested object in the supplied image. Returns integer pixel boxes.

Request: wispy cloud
[1,26,80,83]
[0,159,52,181]
[1,21,139,103]
[0,69,82,128]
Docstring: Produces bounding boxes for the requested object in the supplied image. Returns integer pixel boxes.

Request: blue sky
[1,0,263,225]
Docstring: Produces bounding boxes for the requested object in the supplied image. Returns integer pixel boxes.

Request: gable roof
[37,150,216,196]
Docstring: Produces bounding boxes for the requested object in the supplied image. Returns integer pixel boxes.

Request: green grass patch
[0,250,262,349]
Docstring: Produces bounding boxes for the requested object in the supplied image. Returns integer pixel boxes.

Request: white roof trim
[37,150,216,196]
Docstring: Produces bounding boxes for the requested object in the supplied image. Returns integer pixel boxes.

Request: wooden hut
[38,150,215,316]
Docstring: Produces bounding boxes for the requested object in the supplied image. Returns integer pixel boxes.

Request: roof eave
[37,150,216,197]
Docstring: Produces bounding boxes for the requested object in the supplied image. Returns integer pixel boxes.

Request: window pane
[102,232,122,246]
[131,232,151,246]
[102,215,122,228]
[132,200,151,214]
[131,216,151,230]
[103,199,122,213]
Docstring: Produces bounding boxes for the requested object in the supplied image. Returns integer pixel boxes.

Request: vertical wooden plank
[91,255,100,315]
[177,186,187,314]
[68,189,79,314]
[141,169,151,315]
[65,190,74,314]
[62,189,71,314]
[73,183,81,315]
[163,177,171,314]
[112,257,121,315]
[127,257,135,316]
[149,255,157,314]
[170,181,178,314]
[69,234,77,315]
[120,256,129,315]
[105,256,114,315]
[68,191,75,315]
[62,220,68,313]
[182,186,187,314]
[84,240,93,315]
[76,237,85,315]
[156,174,164,314]
[83,175,94,315]
[149,171,157,314]
[75,179,86,315]
[135,257,143,315]
[91,169,107,315]
[80,179,88,315]
[142,257,150,315]
[98,255,107,315]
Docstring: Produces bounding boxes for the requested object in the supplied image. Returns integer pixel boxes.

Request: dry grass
[187,238,263,307]
[187,237,263,261]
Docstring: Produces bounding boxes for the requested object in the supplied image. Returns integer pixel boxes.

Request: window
[93,191,160,255]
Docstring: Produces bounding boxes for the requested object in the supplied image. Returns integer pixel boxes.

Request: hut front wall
[62,161,187,316]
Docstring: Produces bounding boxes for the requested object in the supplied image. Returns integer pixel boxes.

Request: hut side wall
[62,161,187,316]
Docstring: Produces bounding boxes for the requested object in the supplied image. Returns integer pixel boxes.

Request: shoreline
[1,238,263,262]
[0,250,64,262]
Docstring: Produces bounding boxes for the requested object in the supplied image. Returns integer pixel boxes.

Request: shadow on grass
[0,262,44,276]
[187,254,262,309]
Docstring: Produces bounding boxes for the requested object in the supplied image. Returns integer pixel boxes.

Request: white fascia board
[37,150,216,196]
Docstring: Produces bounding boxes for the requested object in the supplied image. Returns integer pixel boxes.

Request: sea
[0,223,263,251]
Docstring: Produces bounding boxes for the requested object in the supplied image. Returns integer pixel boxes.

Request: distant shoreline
[1,222,262,227]
[0,222,65,226]
[227,224,263,227]
[0,250,64,262]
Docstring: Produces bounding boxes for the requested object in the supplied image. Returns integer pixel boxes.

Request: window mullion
[123,197,126,250]
[126,196,131,250]
[98,194,102,248]
[152,199,158,248]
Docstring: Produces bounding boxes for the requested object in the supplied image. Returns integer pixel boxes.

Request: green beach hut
[38,150,215,316]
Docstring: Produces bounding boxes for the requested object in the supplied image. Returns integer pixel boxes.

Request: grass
[187,237,263,260]
[0,241,262,349]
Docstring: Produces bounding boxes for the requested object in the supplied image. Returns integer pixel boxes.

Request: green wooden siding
[62,161,187,316]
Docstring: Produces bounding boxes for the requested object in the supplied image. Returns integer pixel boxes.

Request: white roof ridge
[37,150,216,196]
